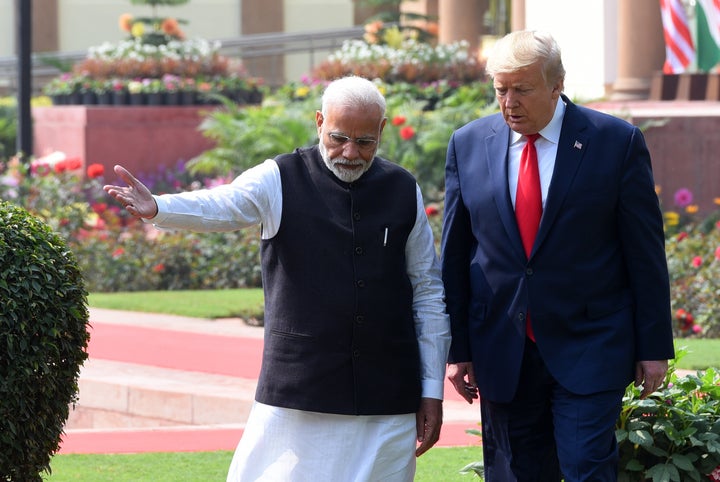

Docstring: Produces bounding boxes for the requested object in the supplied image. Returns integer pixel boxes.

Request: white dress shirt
[508,99,566,209]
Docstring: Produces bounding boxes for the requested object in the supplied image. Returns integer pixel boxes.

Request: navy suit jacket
[441,95,674,403]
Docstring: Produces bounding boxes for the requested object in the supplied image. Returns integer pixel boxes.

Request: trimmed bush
[0,201,90,481]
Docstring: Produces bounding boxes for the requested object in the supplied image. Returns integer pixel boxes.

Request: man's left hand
[415,397,442,457]
[635,359,669,399]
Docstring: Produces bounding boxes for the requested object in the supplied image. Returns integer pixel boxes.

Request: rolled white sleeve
[406,185,451,400]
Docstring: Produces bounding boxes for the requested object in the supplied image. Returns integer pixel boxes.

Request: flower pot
[112,91,128,105]
[82,92,97,105]
[146,93,164,106]
[129,93,145,106]
[96,92,113,105]
[68,92,82,105]
[50,95,67,105]
[180,91,196,105]
[165,92,180,105]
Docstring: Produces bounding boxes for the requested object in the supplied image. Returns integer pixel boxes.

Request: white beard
[319,142,373,183]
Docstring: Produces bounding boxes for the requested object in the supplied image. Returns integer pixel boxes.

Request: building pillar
[241,0,284,86]
[438,0,485,54]
[511,0,525,31]
[33,0,58,52]
[611,0,665,100]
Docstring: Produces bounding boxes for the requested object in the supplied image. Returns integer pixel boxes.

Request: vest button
[356,280,365,288]
[355,315,365,324]
[355,246,363,255]
[353,212,361,221]
[518,313,526,321]
[526,268,533,276]
[353,349,360,357]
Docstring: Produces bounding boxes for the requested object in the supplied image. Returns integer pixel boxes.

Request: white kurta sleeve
[150,159,282,239]
[405,184,451,400]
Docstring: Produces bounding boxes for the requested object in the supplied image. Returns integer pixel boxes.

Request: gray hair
[485,30,565,86]
[320,76,386,117]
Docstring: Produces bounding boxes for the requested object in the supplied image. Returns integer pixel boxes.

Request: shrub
[0,201,90,480]
[665,205,720,338]
[616,349,720,481]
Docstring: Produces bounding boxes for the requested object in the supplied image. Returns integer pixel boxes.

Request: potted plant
[0,200,90,480]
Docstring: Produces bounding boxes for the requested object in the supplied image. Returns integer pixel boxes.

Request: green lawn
[46,447,482,481]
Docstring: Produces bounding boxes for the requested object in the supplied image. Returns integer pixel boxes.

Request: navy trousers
[480,341,625,482]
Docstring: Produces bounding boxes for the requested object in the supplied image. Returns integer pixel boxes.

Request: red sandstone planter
[32,106,217,179]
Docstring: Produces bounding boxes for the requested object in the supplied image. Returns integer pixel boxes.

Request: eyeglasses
[327,132,378,151]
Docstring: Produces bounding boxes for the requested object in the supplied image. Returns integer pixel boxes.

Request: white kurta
[150,157,451,481]
[227,402,416,482]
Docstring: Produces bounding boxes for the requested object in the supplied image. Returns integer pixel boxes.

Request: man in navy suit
[441,30,674,481]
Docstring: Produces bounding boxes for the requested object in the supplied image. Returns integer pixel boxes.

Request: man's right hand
[103,165,158,219]
[447,362,479,404]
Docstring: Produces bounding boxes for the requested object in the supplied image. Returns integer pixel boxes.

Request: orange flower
[364,20,383,35]
[161,18,180,36]
[119,13,133,33]
[425,22,439,37]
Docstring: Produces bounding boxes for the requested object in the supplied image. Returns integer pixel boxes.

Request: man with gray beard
[104,75,451,482]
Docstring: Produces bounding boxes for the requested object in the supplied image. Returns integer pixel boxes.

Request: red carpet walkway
[59,308,482,455]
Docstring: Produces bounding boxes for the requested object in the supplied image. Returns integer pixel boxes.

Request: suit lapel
[534,98,589,256]
[484,118,527,259]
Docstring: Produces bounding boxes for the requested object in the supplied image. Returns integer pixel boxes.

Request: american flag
[659,0,696,73]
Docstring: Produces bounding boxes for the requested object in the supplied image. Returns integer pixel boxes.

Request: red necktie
[515,133,541,340]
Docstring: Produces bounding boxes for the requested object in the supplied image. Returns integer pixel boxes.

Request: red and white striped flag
[659,0,696,73]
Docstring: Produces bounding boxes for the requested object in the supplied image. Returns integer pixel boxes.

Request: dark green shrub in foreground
[0,201,90,481]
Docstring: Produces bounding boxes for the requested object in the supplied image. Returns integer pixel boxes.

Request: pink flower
[716,246,720,261]
[674,188,693,207]
[692,324,702,334]
[709,465,720,481]
[692,256,703,268]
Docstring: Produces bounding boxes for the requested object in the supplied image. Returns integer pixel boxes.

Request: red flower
[392,115,406,126]
[112,248,125,258]
[676,308,687,320]
[92,202,108,214]
[708,465,720,481]
[692,256,703,268]
[152,263,165,273]
[676,231,688,241]
[400,125,415,140]
[87,163,105,178]
[715,246,720,261]
[425,205,439,216]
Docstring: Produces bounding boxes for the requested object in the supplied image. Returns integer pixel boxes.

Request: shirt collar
[511,98,566,145]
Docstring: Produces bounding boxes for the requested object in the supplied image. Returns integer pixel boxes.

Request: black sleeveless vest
[255,146,421,415]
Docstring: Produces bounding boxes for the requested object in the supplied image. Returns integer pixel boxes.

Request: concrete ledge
[68,359,257,430]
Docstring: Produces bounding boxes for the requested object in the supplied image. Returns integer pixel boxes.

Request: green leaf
[669,453,694,471]
[629,429,653,446]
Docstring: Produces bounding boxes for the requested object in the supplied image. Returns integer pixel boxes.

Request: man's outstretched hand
[103,165,158,219]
